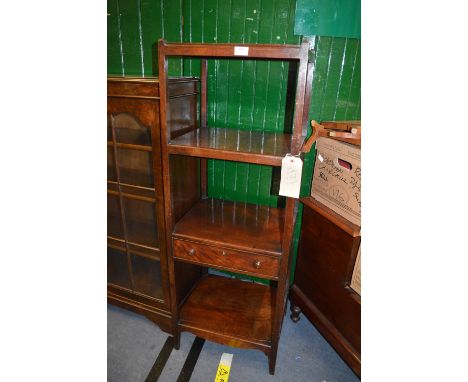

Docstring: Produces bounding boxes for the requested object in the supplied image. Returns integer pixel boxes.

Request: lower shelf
[179,274,274,352]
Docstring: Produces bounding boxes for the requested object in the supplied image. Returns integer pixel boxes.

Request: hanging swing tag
[279,154,303,198]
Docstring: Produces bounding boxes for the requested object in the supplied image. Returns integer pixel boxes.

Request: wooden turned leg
[290,304,301,323]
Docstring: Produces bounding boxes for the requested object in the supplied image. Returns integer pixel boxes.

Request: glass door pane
[107,193,124,239]
[107,147,117,181]
[114,112,152,146]
[130,255,163,299]
[123,196,159,248]
[107,247,131,290]
[116,148,154,188]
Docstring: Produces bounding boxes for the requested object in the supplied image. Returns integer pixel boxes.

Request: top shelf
[168,127,293,166]
[158,39,309,60]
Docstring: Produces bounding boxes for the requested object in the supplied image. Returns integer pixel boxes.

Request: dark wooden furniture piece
[290,196,361,376]
[157,39,314,374]
[107,77,198,334]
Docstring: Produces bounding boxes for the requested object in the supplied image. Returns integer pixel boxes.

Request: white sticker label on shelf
[234,46,249,56]
[279,155,303,199]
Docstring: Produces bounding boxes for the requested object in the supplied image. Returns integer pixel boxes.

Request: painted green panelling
[294,0,361,39]
[182,0,300,207]
[107,0,123,75]
[107,0,183,76]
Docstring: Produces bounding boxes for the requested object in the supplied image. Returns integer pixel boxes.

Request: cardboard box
[311,137,361,226]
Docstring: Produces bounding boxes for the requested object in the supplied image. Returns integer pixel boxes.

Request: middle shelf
[173,198,284,257]
[168,127,292,166]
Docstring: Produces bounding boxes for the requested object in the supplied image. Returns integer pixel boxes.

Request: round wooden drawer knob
[188,248,196,256]
[253,260,262,269]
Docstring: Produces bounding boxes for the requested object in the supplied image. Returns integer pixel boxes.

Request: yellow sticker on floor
[214,353,233,382]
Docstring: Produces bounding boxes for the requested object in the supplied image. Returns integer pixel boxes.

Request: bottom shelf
[179,274,275,352]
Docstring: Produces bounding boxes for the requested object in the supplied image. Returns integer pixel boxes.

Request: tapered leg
[290,304,302,323]
[173,329,180,350]
[268,352,277,375]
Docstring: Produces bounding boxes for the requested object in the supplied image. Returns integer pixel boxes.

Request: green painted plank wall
[294,0,361,39]
[107,0,183,76]
[182,0,300,207]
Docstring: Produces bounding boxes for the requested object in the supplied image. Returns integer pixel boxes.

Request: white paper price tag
[234,46,249,56]
[279,155,303,198]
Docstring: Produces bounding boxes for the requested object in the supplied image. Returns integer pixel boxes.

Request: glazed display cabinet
[107,77,198,334]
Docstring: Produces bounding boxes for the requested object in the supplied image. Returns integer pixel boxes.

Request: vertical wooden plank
[221,0,242,202]
[332,38,357,119]
[108,0,183,77]
[119,0,144,75]
[320,38,347,119]
[238,0,261,204]
[163,0,184,76]
[182,0,201,77]
[345,40,361,120]
[140,0,164,76]
[200,59,208,127]
[107,0,124,75]
[200,59,208,198]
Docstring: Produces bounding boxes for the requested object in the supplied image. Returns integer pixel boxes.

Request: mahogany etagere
[158,39,314,374]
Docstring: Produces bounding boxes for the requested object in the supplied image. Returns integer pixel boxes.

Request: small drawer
[173,239,280,280]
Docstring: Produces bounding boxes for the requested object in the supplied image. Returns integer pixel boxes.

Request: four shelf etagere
[157,39,314,374]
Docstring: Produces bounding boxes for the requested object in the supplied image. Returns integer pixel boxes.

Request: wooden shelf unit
[158,39,314,375]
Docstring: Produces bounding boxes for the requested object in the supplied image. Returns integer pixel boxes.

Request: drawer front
[173,239,279,280]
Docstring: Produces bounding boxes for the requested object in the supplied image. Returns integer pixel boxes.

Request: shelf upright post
[157,38,182,349]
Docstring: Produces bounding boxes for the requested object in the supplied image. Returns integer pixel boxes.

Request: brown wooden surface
[107,77,198,335]
[168,127,292,166]
[159,39,306,60]
[290,199,361,376]
[290,40,310,153]
[157,40,314,373]
[179,275,274,351]
[170,155,201,223]
[108,76,198,98]
[167,95,199,139]
[301,197,361,237]
[173,239,280,280]
[200,59,208,198]
[200,59,208,128]
[108,288,173,334]
[173,198,284,256]
[268,197,298,374]
[107,77,169,314]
